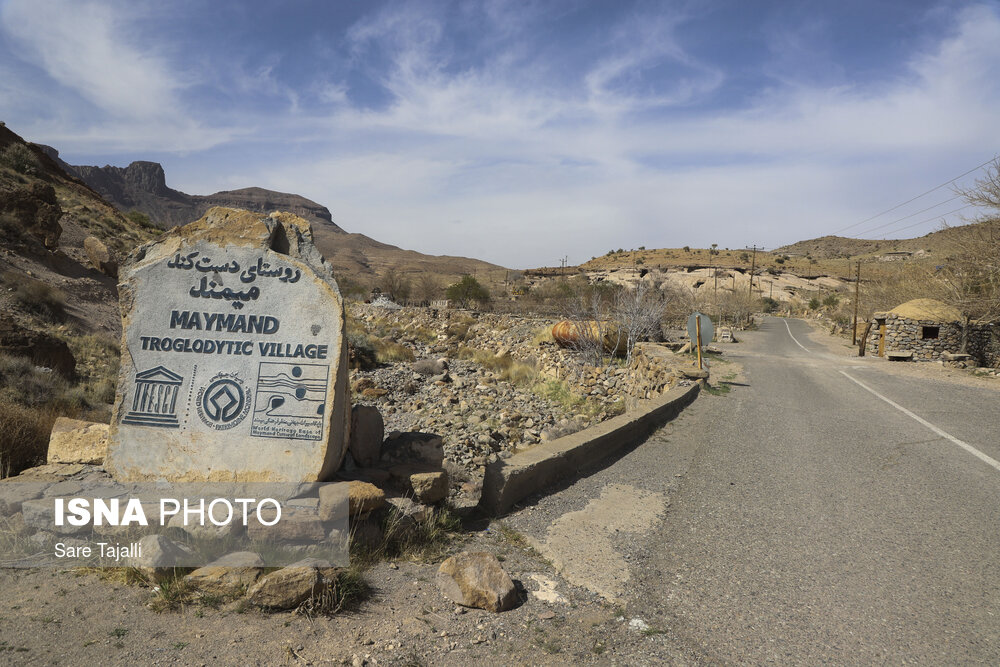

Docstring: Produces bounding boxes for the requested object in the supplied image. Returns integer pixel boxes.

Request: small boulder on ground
[412,357,448,376]
[348,480,385,516]
[46,417,108,465]
[83,235,118,277]
[437,551,518,612]
[247,560,322,609]
[409,470,449,504]
[185,551,264,595]
[129,534,197,583]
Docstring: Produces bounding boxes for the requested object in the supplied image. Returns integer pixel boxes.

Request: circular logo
[196,373,251,430]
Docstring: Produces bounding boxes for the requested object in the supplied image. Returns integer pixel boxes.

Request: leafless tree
[614,282,669,364]
[378,268,411,303]
[927,219,1000,351]
[954,157,1000,210]
[413,274,441,304]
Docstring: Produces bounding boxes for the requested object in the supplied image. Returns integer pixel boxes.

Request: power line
[831,156,998,236]
[849,194,962,238]
[858,204,974,239]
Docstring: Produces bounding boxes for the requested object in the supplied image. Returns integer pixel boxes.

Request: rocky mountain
[53,154,506,290]
[2,125,161,332]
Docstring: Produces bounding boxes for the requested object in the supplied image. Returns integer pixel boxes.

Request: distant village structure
[867,298,999,366]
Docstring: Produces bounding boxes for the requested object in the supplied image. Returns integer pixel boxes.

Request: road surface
[508,317,1000,663]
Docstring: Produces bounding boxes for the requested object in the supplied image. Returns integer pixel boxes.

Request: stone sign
[106,208,350,482]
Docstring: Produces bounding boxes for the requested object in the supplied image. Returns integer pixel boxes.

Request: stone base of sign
[106,208,350,482]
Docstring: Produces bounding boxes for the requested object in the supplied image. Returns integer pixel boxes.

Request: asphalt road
[509,317,1000,664]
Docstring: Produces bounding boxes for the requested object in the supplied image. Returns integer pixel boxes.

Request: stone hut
[867,298,998,366]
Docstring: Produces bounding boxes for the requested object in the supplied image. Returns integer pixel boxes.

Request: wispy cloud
[2,0,998,266]
[0,0,237,151]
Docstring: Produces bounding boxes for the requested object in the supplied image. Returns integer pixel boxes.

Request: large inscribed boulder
[106,207,350,482]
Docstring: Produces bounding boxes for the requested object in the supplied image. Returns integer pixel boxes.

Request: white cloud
[0,0,238,152]
[3,0,999,267]
[1,0,180,119]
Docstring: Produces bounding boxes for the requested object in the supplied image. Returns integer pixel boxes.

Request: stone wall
[626,343,682,401]
[867,314,999,366]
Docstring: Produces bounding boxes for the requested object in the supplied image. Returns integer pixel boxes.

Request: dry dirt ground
[2,323,987,667]
[0,520,687,666]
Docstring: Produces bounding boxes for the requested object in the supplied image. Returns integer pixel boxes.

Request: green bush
[0,143,40,174]
[808,297,821,310]
[446,275,490,304]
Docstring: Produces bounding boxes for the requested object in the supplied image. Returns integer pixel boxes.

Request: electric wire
[830,156,997,236]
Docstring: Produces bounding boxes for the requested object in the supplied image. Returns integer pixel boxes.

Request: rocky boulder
[349,405,384,467]
[83,236,118,277]
[437,551,518,612]
[46,417,108,464]
[0,182,62,249]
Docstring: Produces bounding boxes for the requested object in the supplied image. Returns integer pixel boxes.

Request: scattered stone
[381,432,445,466]
[412,358,447,376]
[348,480,385,516]
[409,471,449,504]
[247,561,321,609]
[185,551,265,595]
[436,551,518,612]
[349,405,384,467]
[83,235,118,277]
[628,617,651,633]
[129,534,197,583]
[0,482,48,515]
[46,417,108,465]
[318,482,350,522]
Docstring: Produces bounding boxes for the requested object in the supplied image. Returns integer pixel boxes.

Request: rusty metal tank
[551,320,625,356]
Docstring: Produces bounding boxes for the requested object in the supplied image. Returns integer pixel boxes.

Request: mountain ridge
[45,150,507,287]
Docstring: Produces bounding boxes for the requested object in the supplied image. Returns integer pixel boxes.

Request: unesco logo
[196,373,251,430]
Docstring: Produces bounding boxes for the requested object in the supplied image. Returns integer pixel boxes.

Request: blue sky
[1,0,998,268]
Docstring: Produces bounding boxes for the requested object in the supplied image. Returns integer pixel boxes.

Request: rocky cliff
[62,157,506,287]
[59,158,345,233]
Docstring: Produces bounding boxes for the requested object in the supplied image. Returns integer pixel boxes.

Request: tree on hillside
[446,275,490,306]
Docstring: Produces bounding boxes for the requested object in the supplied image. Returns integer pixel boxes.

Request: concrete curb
[479,382,701,515]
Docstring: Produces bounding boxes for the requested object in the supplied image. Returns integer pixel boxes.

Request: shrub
[0,396,55,476]
[372,338,414,364]
[822,294,839,308]
[808,297,821,310]
[0,143,40,174]
[6,273,66,321]
[445,275,490,305]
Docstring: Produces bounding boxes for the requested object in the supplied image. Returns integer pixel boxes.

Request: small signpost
[687,311,714,370]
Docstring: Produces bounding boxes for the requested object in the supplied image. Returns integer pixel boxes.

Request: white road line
[783,319,811,353]
[840,370,1000,473]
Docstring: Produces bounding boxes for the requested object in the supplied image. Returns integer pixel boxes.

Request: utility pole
[852,260,861,345]
[746,245,761,301]
[714,266,718,306]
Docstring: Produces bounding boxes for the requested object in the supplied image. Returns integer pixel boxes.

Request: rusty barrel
[551,320,625,356]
